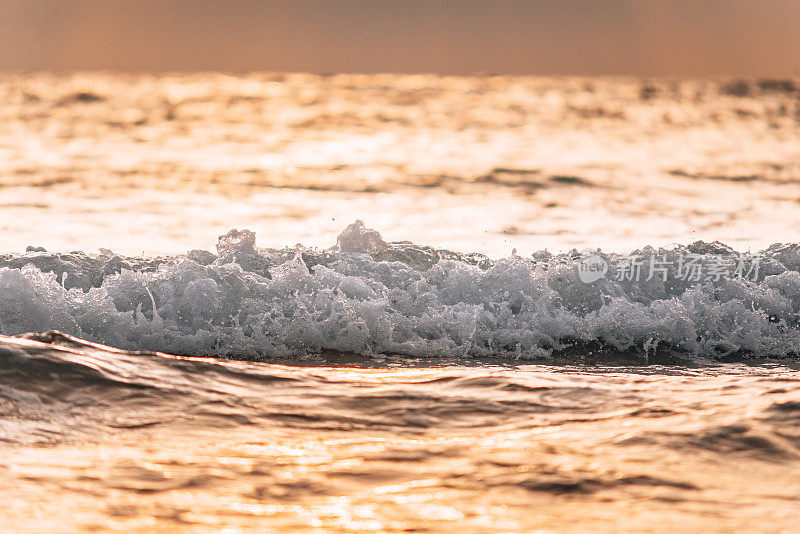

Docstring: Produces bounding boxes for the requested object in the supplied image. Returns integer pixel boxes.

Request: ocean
[1,73,800,532]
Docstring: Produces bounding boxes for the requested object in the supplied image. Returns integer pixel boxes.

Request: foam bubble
[0,222,798,360]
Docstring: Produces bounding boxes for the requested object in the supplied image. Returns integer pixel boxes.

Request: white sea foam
[1,221,799,360]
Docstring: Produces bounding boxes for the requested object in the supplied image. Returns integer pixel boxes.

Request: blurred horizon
[1,0,800,77]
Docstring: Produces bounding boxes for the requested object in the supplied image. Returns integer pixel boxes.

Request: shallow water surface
[2,333,800,532]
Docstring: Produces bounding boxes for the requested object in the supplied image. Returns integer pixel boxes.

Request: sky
[1,0,799,76]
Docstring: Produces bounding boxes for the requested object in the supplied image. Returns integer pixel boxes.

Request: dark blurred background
[1,0,799,75]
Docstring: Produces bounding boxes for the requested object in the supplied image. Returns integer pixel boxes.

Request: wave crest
[1,221,799,360]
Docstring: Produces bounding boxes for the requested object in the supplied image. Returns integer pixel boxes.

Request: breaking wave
[1,221,799,360]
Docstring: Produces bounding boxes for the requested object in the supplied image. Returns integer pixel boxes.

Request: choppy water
[2,73,800,532]
[1,221,799,361]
